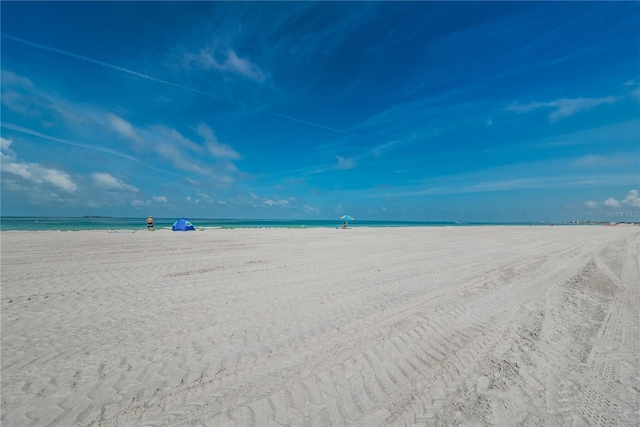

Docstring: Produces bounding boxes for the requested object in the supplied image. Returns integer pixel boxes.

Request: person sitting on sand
[341,222,347,229]
[147,216,154,230]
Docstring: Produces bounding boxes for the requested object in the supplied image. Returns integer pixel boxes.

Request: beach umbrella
[340,215,355,225]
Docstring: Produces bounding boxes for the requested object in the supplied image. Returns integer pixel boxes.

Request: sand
[1,226,639,426]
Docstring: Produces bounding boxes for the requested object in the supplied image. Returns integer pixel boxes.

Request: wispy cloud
[260,3,376,64]
[367,170,639,198]
[573,154,635,167]
[335,155,355,170]
[107,113,143,144]
[185,46,267,82]
[91,172,138,192]
[195,192,214,204]
[297,138,399,177]
[508,95,619,121]
[584,200,598,208]
[2,68,243,183]
[1,36,361,139]
[239,191,300,210]
[366,140,401,158]
[131,195,169,207]
[196,124,240,159]
[541,120,640,147]
[152,195,168,203]
[1,34,217,99]
[1,122,186,180]
[1,69,34,88]
[263,198,289,207]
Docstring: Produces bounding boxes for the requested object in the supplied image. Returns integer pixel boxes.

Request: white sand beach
[1,226,639,426]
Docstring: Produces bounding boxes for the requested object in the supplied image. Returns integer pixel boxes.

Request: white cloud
[131,196,167,207]
[42,168,77,193]
[182,196,200,205]
[263,198,289,207]
[91,172,138,192]
[196,192,214,204]
[186,47,267,82]
[4,163,78,192]
[107,113,142,143]
[508,96,619,121]
[622,189,640,208]
[335,155,355,170]
[248,192,292,208]
[547,97,618,121]
[3,162,32,179]
[225,50,266,82]
[0,137,14,155]
[150,125,202,152]
[604,197,621,208]
[335,204,343,213]
[584,200,598,208]
[601,191,640,209]
[304,205,320,214]
[1,138,78,192]
[196,124,240,159]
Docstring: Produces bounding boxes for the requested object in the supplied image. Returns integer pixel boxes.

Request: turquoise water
[0,216,477,231]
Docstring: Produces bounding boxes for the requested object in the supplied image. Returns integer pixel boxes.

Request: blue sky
[1,2,638,222]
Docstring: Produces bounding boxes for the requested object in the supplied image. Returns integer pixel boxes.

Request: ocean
[0,216,482,231]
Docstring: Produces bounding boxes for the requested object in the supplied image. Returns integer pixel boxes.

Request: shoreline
[2,223,637,233]
[3,216,635,233]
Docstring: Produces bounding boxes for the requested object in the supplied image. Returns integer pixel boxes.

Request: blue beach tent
[172,218,196,231]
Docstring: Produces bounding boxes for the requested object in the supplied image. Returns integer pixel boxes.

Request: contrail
[1,34,234,103]
[1,33,362,139]
[267,111,362,138]
[1,122,141,162]
[0,122,184,178]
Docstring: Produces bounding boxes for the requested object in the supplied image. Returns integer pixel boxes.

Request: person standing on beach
[147,216,154,230]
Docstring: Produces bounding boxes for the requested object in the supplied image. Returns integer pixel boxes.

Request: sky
[1,2,639,222]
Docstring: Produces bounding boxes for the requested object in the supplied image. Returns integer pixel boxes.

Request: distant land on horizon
[2,215,638,226]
